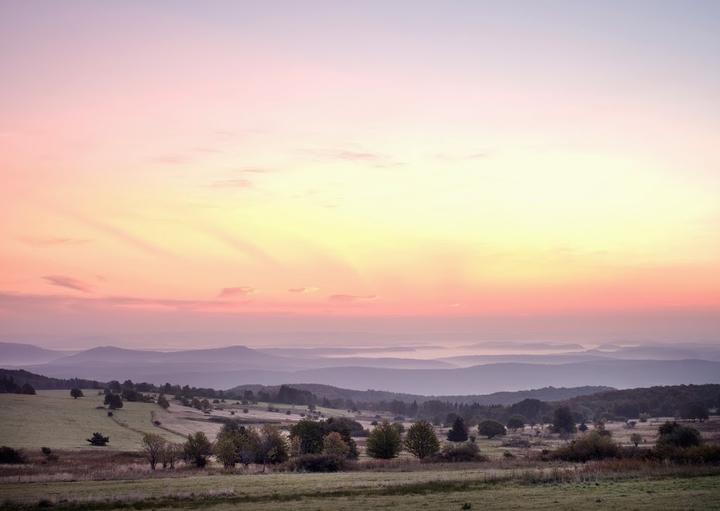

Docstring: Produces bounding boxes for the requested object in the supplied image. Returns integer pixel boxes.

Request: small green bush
[552,431,618,462]
[433,442,487,462]
[287,453,346,472]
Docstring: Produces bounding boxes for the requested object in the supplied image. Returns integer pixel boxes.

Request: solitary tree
[552,406,576,434]
[157,394,170,409]
[141,433,166,470]
[366,421,402,459]
[184,432,212,467]
[70,388,84,399]
[404,420,440,459]
[104,393,123,410]
[478,420,506,439]
[447,417,469,442]
[630,433,642,448]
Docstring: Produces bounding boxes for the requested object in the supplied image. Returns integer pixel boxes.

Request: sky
[1,1,719,349]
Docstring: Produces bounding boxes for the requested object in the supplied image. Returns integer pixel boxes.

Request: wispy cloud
[42,275,91,293]
[71,215,173,258]
[218,286,255,298]
[18,236,89,247]
[288,287,319,294]
[208,230,277,266]
[328,294,377,303]
[211,179,253,189]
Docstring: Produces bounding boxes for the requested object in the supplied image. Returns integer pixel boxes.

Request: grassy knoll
[0,390,185,450]
[1,467,718,510]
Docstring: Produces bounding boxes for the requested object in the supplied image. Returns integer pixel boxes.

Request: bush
[552,431,619,462]
[404,420,440,459]
[287,453,345,472]
[447,417,469,442]
[70,388,84,399]
[20,383,36,395]
[0,446,26,464]
[366,421,402,459]
[41,447,58,462]
[86,432,110,446]
[656,422,702,449]
[660,444,720,463]
[433,442,486,463]
[478,420,506,439]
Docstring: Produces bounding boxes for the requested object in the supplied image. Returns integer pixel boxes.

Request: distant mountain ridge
[2,342,720,395]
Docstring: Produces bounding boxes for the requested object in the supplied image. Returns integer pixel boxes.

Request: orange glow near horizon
[1,2,719,345]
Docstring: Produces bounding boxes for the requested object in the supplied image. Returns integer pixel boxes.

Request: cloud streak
[218,286,255,298]
[42,275,92,293]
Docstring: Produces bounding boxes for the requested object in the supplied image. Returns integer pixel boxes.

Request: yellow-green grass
[0,468,718,510]
[0,390,185,451]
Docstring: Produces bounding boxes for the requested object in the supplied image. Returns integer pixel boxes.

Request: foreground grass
[2,465,719,510]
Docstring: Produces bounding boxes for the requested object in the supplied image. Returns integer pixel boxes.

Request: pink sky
[1,1,719,348]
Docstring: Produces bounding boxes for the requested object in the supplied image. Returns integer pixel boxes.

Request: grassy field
[0,390,185,450]
[1,466,718,510]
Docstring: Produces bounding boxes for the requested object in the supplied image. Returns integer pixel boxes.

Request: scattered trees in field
[404,420,440,459]
[184,432,212,467]
[366,421,402,459]
[447,417,469,442]
[70,388,84,399]
[478,420,506,439]
[87,432,110,446]
[552,406,576,434]
[141,433,166,470]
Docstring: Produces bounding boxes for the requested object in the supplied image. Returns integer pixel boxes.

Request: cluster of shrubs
[0,446,61,464]
[551,421,720,463]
